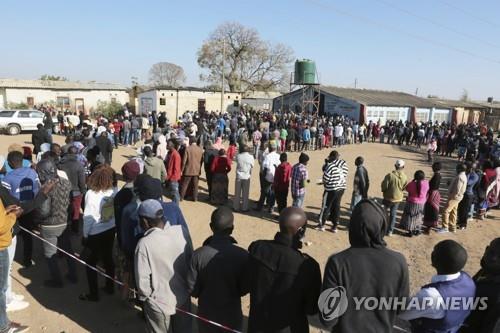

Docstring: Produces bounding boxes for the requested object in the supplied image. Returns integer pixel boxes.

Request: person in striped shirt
[318,151,348,232]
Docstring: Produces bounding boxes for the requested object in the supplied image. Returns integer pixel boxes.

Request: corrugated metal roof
[0,78,127,91]
[431,99,485,109]
[319,86,439,108]
[473,101,500,109]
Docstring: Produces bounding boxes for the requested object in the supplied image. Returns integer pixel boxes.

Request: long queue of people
[0,107,498,332]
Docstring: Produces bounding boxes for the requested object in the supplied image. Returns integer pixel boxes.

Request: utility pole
[354,78,358,89]
[220,39,226,114]
[415,87,419,96]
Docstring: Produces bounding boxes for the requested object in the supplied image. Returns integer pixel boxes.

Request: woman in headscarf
[210,149,232,205]
[401,170,429,237]
[156,134,168,161]
[423,162,442,233]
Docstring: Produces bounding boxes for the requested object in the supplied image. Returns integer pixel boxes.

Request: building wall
[323,94,360,119]
[138,90,241,123]
[242,98,273,111]
[416,108,431,123]
[366,106,409,124]
[2,88,128,114]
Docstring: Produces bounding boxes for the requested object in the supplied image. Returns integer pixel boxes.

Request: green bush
[7,102,30,110]
[94,100,123,119]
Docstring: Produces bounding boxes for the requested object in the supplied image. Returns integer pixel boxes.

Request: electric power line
[372,0,500,49]
[302,0,500,65]
[437,0,500,29]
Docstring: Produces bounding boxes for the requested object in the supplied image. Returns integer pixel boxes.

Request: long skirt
[210,173,229,205]
[423,190,441,228]
[401,202,425,232]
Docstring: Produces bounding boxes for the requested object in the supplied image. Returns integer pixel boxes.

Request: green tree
[40,74,68,81]
[95,100,123,119]
[7,102,30,109]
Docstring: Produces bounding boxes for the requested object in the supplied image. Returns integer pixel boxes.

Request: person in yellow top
[0,198,29,332]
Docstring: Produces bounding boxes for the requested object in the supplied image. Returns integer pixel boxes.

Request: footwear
[386,231,393,237]
[43,279,64,288]
[22,259,35,268]
[315,225,325,232]
[79,293,99,302]
[324,220,333,226]
[330,227,338,233]
[7,300,29,312]
[407,231,413,238]
[458,226,466,230]
[5,322,29,333]
[437,228,449,234]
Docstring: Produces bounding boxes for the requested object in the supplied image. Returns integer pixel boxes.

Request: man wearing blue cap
[135,199,191,333]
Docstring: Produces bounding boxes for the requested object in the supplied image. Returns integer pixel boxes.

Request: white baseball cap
[395,159,405,168]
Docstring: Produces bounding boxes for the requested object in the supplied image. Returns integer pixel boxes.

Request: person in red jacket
[210,149,232,205]
[274,153,292,213]
[166,139,182,204]
[227,139,237,162]
[112,119,123,147]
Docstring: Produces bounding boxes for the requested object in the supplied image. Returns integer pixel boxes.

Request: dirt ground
[2,133,499,333]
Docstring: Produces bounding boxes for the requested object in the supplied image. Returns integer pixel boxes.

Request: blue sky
[1,0,499,100]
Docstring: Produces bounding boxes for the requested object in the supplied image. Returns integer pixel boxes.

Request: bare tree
[460,89,469,102]
[197,22,294,92]
[148,62,186,87]
[40,74,67,81]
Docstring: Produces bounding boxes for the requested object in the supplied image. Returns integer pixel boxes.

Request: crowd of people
[0,106,498,332]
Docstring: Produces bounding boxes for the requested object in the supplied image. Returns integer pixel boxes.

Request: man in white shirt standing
[234,145,255,212]
[256,143,280,213]
[135,199,191,333]
[334,122,344,147]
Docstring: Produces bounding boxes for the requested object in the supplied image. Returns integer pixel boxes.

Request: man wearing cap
[381,159,408,236]
[187,207,249,333]
[135,199,191,333]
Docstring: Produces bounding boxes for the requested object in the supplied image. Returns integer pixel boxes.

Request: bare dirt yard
[2,133,499,332]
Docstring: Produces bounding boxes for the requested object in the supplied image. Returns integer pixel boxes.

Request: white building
[0,78,129,115]
[138,87,242,123]
[274,86,453,124]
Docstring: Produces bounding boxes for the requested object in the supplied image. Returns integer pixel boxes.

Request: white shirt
[235,152,255,180]
[335,125,344,137]
[263,151,281,182]
[83,188,117,237]
[399,272,461,321]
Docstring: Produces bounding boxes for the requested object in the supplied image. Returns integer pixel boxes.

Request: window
[18,111,31,118]
[159,98,166,106]
[433,112,449,123]
[26,97,34,106]
[0,111,15,117]
[415,111,429,123]
[30,111,43,118]
[233,100,239,107]
[56,97,70,109]
[386,111,400,120]
[111,97,117,103]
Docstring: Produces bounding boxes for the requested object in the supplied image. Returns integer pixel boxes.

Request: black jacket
[35,178,71,227]
[352,165,369,197]
[95,136,113,164]
[31,128,50,154]
[58,154,86,195]
[247,232,321,333]
[187,235,249,332]
[321,200,409,333]
[459,271,500,333]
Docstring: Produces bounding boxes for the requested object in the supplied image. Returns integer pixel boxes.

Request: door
[198,99,206,113]
[75,99,85,114]
[26,97,34,108]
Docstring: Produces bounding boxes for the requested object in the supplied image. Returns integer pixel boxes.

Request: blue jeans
[166,181,180,204]
[0,248,10,331]
[384,201,400,234]
[123,130,130,145]
[350,193,363,211]
[258,179,275,210]
[292,194,305,208]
